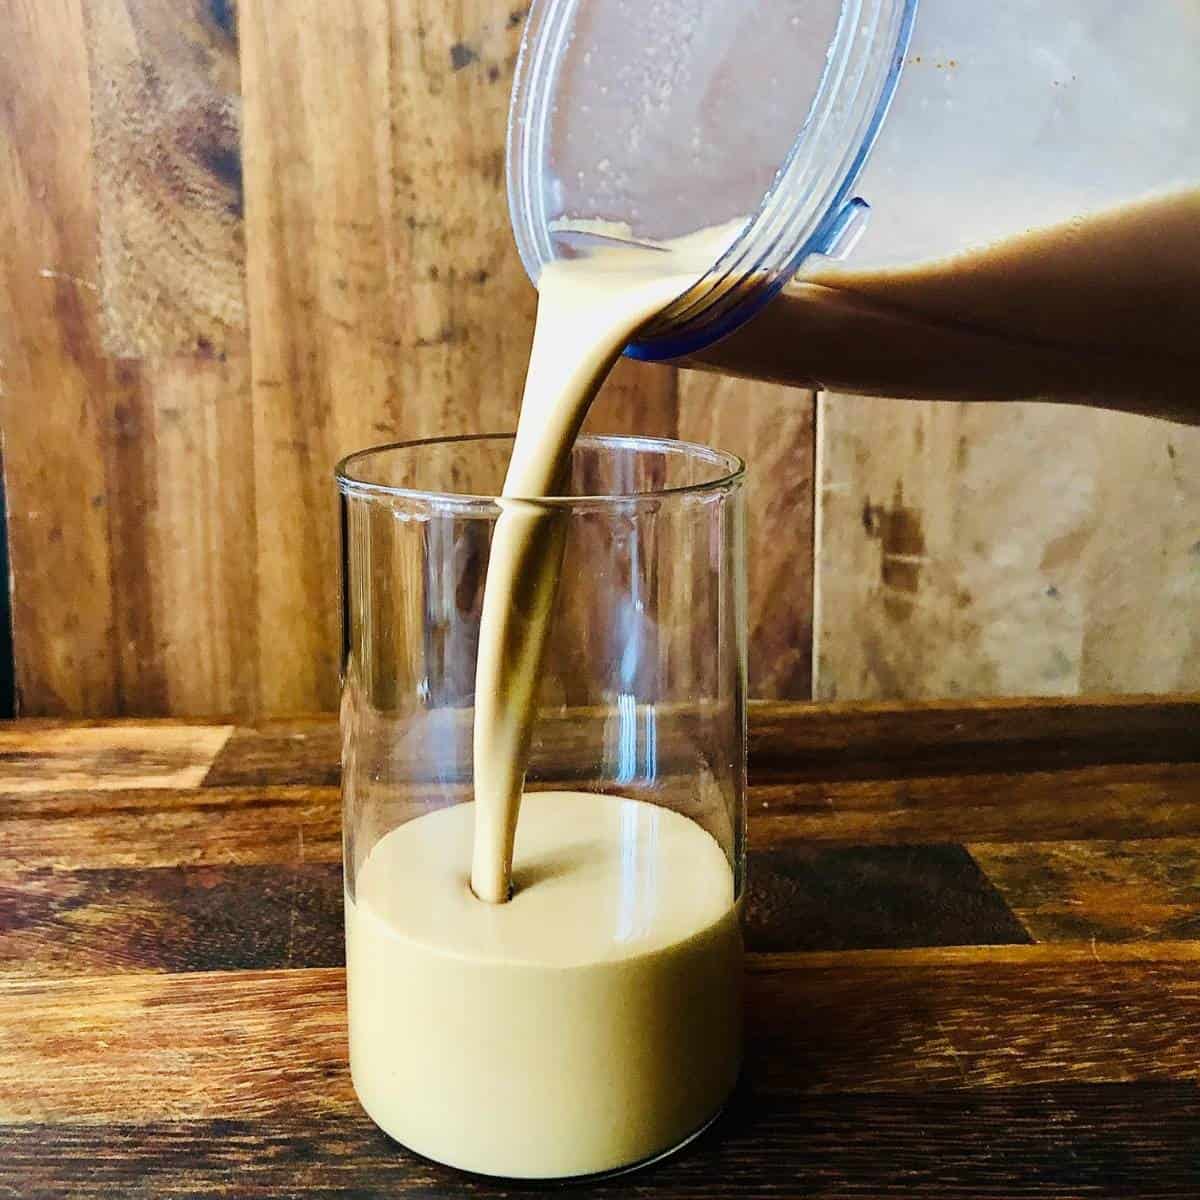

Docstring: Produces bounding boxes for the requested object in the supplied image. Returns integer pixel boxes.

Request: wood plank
[7,757,1200,872]
[0,0,118,715]
[747,844,1030,953]
[0,843,1029,976]
[0,785,340,870]
[239,0,401,714]
[101,355,259,716]
[202,719,341,787]
[1079,423,1200,694]
[970,838,1200,944]
[201,697,1200,789]
[749,695,1200,777]
[82,0,246,356]
[677,372,817,698]
[744,956,1200,1096]
[139,356,258,716]
[3,1085,1198,1199]
[12,758,1200,871]
[582,355,679,440]
[0,968,353,1123]
[0,864,344,977]
[0,724,231,794]
[814,396,1200,700]
[241,0,601,716]
[754,761,1200,846]
[82,0,258,716]
[752,940,1200,969]
[386,1,536,441]
[4,954,1200,1125]
[0,0,254,718]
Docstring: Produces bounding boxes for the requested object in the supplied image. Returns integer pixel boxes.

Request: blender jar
[508,0,1200,413]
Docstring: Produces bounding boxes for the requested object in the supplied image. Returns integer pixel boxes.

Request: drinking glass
[337,433,747,1180]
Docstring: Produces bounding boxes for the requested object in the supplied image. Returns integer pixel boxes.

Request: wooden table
[2,698,1199,1197]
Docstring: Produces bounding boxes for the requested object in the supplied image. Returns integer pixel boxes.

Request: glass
[337,434,747,1181]
[507,0,1200,385]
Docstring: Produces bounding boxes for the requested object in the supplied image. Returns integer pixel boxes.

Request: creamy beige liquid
[469,241,719,903]
[346,792,742,1179]
[698,189,1200,423]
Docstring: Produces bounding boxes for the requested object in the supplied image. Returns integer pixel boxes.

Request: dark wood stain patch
[747,844,1032,953]
[0,864,344,974]
[862,481,927,599]
[449,42,478,70]
[0,843,1034,976]
[203,721,342,787]
[970,838,1200,944]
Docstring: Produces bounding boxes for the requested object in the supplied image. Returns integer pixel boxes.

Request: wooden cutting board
[2,695,1199,1196]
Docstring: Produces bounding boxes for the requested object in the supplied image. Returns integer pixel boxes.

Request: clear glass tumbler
[337,434,747,1181]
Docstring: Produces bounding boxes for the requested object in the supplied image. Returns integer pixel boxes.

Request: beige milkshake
[346,792,741,1179]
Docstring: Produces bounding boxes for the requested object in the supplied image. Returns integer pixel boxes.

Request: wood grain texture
[970,838,1200,944]
[6,699,1198,871]
[0,0,118,715]
[815,396,1200,700]
[198,698,1200,788]
[1,785,341,870]
[102,355,259,714]
[237,1,690,716]
[0,0,255,718]
[2,1086,1198,1199]
[749,694,1200,776]
[746,844,1031,953]
[83,0,246,355]
[0,864,345,977]
[202,717,341,787]
[0,0,816,718]
[240,0,405,714]
[677,372,816,698]
[0,843,1029,977]
[0,723,230,793]
[583,356,680,440]
[4,953,1200,1125]
[753,761,1200,847]
[6,0,1199,715]
[1,702,1199,1195]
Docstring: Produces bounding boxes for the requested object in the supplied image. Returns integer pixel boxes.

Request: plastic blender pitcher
[507,0,1200,410]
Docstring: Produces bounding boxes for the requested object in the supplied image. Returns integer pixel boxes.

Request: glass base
[377,1095,732,1185]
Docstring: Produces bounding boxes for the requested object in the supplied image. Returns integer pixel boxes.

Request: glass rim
[335,433,746,511]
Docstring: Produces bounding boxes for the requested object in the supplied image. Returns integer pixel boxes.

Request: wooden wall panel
[0,0,706,718]
[814,397,1200,701]
[237,0,684,714]
[83,0,246,357]
[0,0,255,719]
[238,0,543,714]
[0,0,119,715]
[5,0,1195,714]
[678,373,816,700]
[239,0,403,713]
[103,355,259,714]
